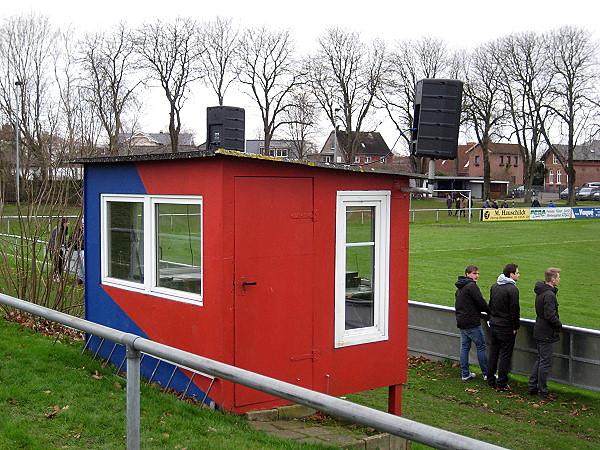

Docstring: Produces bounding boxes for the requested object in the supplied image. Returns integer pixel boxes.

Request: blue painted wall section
[84,162,213,406]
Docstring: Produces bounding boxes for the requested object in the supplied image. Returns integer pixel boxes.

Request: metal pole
[126,346,141,450]
[15,80,22,206]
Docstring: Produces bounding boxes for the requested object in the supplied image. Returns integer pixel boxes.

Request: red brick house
[433,142,524,187]
[541,141,600,192]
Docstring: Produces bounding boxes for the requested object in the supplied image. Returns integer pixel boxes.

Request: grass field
[408,217,600,329]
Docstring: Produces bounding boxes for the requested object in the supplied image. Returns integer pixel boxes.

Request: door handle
[242,281,257,286]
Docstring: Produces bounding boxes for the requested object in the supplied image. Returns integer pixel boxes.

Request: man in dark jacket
[455,265,491,381]
[528,268,562,399]
[487,263,521,391]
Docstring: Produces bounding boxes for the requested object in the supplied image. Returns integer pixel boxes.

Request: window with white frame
[557,170,562,184]
[335,191,390,348]
[101,195,202,303]
[514,156,518,166]
[553,155,559,165]
[548,169,554,184]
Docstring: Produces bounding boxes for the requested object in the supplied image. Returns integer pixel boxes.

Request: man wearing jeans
[528,268,562,399]
[455,265,491,380]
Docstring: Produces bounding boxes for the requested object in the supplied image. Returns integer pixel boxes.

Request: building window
[474,155,480,166]
[553,155,559,165]
[548,169,554,184]
[557,170,562,184]
[499,156,504,165]
[354,156,361,164]
[507,156,511,165]
[365,156,372,163]
[335,191,390,348]
[101,195,203,304]
[267,147,289,158]
[514,156,518,167]
[323,156,331,163]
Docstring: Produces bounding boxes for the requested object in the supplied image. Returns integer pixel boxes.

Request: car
[594,190,600,201]
[559,187,580,199]
[576,187,600,201]
[512,185,542,197]
[583,182,600,189]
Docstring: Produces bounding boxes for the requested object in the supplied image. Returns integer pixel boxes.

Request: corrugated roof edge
[69,148,426,179]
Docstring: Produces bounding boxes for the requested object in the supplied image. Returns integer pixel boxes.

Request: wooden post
[388,384,402,415]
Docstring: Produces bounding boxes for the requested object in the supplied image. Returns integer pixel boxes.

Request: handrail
[0,293,504,450]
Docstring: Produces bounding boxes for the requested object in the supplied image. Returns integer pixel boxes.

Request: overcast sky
[3,0,599,150]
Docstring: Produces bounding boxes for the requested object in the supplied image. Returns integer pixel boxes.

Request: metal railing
[0,292,504,450]
[408,300,600,392]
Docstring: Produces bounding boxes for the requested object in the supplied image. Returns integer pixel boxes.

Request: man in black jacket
[455,265,491,381]
[528,268,562,399]
[487,263,521,391]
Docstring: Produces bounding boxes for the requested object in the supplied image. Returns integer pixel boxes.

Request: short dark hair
[465,265,479,275]
[503,264,518,277]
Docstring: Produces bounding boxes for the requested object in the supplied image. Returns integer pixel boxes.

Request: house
[116,132,196,155]
[245,139,308,159]
[76,149,418,415]
[434,142,524,187]
[541,141,600,193]
[315,131,394,165]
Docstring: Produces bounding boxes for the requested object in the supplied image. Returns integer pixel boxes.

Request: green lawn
[408,218,600,329]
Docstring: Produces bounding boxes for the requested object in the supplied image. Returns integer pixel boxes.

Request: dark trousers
[528,340,554,395]
[487,326,516,388]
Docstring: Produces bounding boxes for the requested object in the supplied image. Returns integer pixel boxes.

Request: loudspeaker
[411,79,463,159]
[206,106,245,152]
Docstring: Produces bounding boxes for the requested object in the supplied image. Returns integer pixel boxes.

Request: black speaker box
[411,79,463,159]
[206,106,245,152]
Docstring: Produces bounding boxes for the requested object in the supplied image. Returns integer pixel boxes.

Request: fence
[0,293,504,450]
[408,301,600,392]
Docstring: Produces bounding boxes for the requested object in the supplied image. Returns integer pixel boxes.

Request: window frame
[101,194,203,304]
[334,190,390,348]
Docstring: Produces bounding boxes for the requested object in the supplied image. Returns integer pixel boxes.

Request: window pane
[156,203,201,295]
[346,206,374,243]
[107,201,144,282]
[344,243,374,330]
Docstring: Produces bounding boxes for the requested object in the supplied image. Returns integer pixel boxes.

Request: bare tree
[380,36,450,159]
[135,18,204,152]
[307,28,386,163]
[0,13,60,183]
[462,40,507,200]
[237,26,302,155]
[282,90,320,159]
[200,16,240,106]
[79,22,141,155]
[541,26,599,205]
[379,37,454,174]
[498,31,553,203]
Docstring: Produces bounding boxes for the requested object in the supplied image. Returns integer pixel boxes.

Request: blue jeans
[460,326,488,378]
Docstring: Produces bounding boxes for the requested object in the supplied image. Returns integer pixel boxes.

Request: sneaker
[461,372,476,381]
[538,392,558,400]
[483,375,488,381]
[496,385,516,392]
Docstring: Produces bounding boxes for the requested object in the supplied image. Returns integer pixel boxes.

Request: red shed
[81,150,415,414]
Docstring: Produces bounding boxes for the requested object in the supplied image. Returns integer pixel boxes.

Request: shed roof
[71,149,425,178]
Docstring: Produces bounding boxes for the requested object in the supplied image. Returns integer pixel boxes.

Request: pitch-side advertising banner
[482,208,530,221]
[572,207,600,219]
[530,207,573,220]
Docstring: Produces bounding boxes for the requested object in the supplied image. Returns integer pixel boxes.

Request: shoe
[496,385,516,392]
[483,375,488,381]
[526,389,538,395]
[538,392,558,400]
[461,372,476,381]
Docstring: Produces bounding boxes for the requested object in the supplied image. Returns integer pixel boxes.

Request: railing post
[126,346,141,450]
